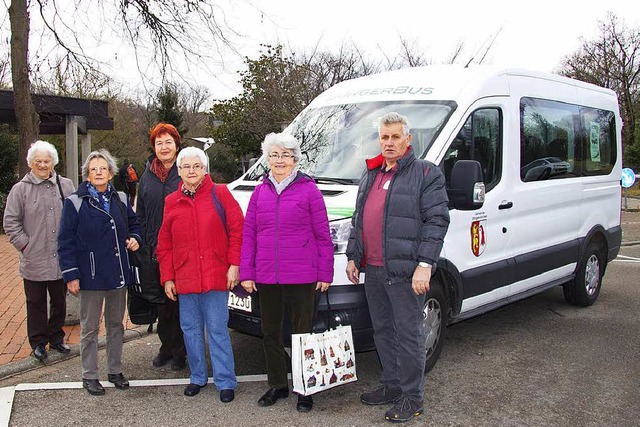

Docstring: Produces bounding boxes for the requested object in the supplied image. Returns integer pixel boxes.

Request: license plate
[228,293,252,312]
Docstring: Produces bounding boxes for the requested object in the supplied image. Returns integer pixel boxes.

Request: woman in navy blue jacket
[58,149,141,396]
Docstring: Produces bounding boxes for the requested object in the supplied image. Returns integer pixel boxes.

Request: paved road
[1,244,639,426]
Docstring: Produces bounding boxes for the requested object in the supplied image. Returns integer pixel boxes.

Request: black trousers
[125,182,137,206]
[258,283,316,389]
[23,279,67,349]
[157,297,186,359]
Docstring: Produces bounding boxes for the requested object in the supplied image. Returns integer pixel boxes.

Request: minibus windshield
[244,101,455,182]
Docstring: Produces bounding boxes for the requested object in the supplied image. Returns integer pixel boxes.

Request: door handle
[498,201,513,210]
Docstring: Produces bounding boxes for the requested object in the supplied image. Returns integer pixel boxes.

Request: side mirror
[248,157,258,168]
[447,160,485,211]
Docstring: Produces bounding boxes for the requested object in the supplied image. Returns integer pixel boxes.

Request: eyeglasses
[89,166,109,174]
[33,159,52,166]
[179,163,204,171]
[268,153,294,160]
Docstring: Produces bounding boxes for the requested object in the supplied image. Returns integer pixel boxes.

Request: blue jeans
[178,290,237,390]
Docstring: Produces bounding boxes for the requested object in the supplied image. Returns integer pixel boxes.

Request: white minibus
[227,65,622,372]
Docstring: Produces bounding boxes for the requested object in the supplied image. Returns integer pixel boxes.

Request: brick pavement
[0,234,137,365]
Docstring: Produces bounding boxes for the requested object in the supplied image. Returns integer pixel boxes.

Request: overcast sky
[199,0,639,99]
[2,0,639,102]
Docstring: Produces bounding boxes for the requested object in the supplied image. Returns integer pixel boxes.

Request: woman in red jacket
[156,147,244,403]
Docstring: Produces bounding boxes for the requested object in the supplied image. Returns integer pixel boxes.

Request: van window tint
[442,108,502,192]
[520,98,616,181]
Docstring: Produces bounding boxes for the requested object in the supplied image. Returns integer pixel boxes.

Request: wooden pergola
[0,90,114,186]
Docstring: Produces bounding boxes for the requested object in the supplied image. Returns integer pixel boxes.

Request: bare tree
[8,0,240,176]
[559,13,640,165]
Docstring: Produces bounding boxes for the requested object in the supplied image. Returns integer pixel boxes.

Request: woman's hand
[164,280,177,301]
[126,238,140,252]
[67,279,80,295]
[227,265,240,290]
[241,280,257,294]
[316,281,331,292]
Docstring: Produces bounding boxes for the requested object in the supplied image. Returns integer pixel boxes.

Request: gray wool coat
[3,171,75,281]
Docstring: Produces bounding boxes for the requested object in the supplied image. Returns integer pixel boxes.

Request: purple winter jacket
[240,172,334,285]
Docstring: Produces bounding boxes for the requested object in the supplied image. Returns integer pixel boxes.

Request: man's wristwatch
[418,262,432,268]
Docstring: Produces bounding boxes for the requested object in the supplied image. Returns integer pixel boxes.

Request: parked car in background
[521,156,571,181]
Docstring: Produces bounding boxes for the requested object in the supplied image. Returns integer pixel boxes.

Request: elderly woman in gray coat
[3,140,75,361]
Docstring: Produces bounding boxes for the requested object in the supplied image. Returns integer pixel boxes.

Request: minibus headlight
[330,218,353,254]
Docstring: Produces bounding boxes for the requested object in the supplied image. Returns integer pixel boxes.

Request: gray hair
[379,112,410,136]
[261,132,302,163]
[177,146,209,171]
[81,149,118,180]
[27,140,59,166]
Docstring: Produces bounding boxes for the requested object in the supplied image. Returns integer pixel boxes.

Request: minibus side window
[442,108,502,192]
[579,107,616,176]
[519,97,615,181]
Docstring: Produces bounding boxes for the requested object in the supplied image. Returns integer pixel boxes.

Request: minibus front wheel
[423,279,448,373]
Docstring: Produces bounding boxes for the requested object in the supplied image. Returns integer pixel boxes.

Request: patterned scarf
[87,182,113,212]
[181,181,203,199]
[150,157,171,183]
[269,168,299,194]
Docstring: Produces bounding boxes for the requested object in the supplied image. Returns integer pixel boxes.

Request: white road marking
[0,373,282,427]
[614,254,640,263]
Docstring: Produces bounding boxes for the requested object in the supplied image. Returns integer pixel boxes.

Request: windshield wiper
[313,176,357,185]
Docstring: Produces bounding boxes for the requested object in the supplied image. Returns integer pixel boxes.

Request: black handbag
[128,245,166,304]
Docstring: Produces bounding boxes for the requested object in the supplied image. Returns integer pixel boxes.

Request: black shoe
[360,385,402,406]
[220,389,235,403]
[152,353,172,367]
[170,357,186,371]
[184,383,206,397]
[108,373,130,390]
[296,394,313,412]
[82,378,105,396]
[49,342,71,354]
[33,344,48,361]
[384,397,424,423]
[258,387,289,407]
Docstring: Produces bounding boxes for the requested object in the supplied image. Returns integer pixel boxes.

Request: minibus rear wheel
[423,279,448,373]
[563,241,604,306]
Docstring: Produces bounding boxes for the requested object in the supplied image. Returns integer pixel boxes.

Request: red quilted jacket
[157,175,244,294]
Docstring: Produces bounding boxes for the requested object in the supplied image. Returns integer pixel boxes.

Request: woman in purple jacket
[240,132,334,413]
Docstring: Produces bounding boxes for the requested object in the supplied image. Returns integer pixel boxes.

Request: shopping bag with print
[291,324,357,396]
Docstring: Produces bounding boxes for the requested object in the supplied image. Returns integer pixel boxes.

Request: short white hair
[27,140,59,166]
[379,112,410,136]
[261,132,302,163]
[177,146,209,170]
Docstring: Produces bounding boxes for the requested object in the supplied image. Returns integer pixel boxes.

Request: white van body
[227,65,622,371]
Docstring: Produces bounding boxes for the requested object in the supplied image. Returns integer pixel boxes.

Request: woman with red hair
[136,122,187,370]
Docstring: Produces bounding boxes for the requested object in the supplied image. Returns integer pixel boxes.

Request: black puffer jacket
[136,158,181,254]
[346,148,450,282]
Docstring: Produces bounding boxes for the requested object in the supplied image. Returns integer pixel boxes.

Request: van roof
[308,65,617,108]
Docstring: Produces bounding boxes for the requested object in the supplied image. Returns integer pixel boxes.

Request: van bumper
[228,282,375,352]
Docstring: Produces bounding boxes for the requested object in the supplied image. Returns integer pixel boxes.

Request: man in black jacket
[346,112,450,423]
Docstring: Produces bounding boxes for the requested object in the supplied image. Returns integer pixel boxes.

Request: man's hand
[164,280,177,301]
[412,264,432,295]
[346,260,360,285]
[67,279,80,295]
[241,280,257,294]
[227,265,240,290]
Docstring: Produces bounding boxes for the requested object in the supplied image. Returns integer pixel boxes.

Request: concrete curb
[621,241,640,247]
[0,325,151,381]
